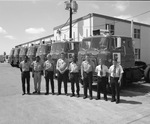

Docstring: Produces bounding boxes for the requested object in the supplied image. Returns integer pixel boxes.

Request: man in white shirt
[109,58,124,104]
[69,54,80,97]
[81,54,95,100]
[44,54,55,95]
[56,52,69,95]
[19,56,31,95]
[31,56,44,94]
[95,58,109,101]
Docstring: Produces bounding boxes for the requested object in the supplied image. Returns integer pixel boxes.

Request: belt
[111,76,119,78]
[45,70,53,72]
[84,71,92,74]
[97,76,106,78]
[34,70,41,72]
[70,72,79,74]
[22,71,30,72]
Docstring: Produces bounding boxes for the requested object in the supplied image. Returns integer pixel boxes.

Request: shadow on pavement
[120,99,142,104]
[121,82,150,97]
[92,82,150,97]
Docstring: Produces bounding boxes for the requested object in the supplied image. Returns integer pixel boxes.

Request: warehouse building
[16,34,54,47]
[53,13,150,64]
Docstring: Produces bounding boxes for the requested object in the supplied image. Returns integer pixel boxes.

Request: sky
[0,0,150,55]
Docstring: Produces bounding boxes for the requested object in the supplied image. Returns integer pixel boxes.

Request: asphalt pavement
[0,63,150,124]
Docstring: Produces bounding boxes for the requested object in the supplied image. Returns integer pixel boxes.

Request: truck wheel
[144,66,150,83]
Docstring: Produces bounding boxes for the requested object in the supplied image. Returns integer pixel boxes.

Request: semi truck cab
[26,45,38,63]
[78,34,143,87]
[19,47,28,63]
[36,43,51,62]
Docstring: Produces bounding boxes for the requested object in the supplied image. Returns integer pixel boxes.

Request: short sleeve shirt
[44,60,54,71]
[19,61,31,72]
[109,64,124,77]
[69,62,79,73]
[95,64,109,77]
[32,61,43,71]
[56,58,69,72]
[81,60,94,73]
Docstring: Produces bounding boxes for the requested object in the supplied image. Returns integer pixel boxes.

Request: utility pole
[65,0,78,41]
[69,0,72,40]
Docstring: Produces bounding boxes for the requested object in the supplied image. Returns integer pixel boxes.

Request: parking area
[0,63,150,124]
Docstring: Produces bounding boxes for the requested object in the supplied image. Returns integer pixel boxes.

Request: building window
[135,48,140,60]
[134,29,140,39]
[105,24,114,35]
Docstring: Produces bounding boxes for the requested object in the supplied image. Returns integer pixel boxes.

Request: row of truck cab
[8,33,150,87]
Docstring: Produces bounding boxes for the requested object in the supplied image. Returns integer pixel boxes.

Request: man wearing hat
[109,58,123,104]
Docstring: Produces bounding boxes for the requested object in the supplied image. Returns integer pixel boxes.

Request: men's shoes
[111,99,116,102]
[70,94,75,97]
[22,93,25,95]
[27,93,30,95]
[45,93,49,95]
[89,97,93,100]
[104,97,108,101]
[96,97,100,100]
[77,94,80,98]
[83,96,87,99]
[65,93,68,96]
[57,93,61,96]
[33,91,37,94]
[52,93,55,95]
[116,100,120,104]
[37,91,41,94]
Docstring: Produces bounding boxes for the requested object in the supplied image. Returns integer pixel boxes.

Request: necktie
[113,65,116,77]
[100,65,103,76]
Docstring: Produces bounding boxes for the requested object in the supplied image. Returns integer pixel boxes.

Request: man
[19,56,31,95]
[81,54,95,100]
[95,58,109,101]
[31,56,44,94]
[56,52,69,95]
[69,54,80,97]
[44,54,55,95]
[109,58,124,104]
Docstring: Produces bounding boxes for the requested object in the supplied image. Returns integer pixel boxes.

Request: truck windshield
[27,46,36,56]
[81,37,108,50]
[51,43,65,53]
[36,45,47,56]
[19,48,27,56]
[14,48,20,56]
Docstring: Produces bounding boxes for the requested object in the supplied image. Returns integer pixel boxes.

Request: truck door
[121,37,135,68]
[110,37,122,65]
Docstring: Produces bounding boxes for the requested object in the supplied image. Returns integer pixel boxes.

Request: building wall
[141,26,150,64]
[115,21,131,37]
[93,16,105,31]
[53,14,150,64]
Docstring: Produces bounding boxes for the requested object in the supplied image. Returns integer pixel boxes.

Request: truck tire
[135,61,147,70]
[144,66,150,83]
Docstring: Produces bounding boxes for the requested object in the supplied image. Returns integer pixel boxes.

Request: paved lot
[0,63,150,124]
